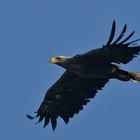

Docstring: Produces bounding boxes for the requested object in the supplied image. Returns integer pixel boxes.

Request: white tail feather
[129,72,140,82]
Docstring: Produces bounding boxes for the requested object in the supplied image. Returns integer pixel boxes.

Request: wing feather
[105,20,116,46]
[111,24,126,45]
[103,21,140,64]
[27,71,108,130]
[83,21,140,64]
[119,31,135,45]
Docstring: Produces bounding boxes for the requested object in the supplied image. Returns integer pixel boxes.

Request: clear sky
[0,0,140,139]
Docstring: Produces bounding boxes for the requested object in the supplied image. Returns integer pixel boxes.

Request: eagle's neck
[57,55,85,75]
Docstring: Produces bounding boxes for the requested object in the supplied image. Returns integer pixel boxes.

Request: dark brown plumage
[27,21,140,130]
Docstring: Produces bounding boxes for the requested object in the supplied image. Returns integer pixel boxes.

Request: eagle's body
[27,21,140,130]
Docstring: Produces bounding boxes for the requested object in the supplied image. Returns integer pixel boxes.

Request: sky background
[0,0,140,140]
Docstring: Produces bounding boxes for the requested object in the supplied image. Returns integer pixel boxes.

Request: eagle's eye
[56,57,64,61]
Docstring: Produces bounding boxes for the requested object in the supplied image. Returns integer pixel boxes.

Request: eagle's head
[50,56,73,69]
[50,56,67,64]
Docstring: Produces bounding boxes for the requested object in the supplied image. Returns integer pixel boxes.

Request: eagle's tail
[128,71,140,82]
[114,69,140,82]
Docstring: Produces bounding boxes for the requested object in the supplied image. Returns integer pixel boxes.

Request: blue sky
[0,0,140,139]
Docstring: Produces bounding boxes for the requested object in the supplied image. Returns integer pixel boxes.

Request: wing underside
[27,71,109,130]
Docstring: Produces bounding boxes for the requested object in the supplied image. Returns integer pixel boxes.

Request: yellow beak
[50,57,58,64]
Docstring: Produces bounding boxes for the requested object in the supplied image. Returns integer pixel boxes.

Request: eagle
[27,21,140,130]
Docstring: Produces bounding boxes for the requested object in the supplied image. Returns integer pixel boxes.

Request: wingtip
[111,23,127,45]
[128,38,140,45]
[123,24,127,33]
[119,31,135,45]
[43,117,50,128]
[113,20,116,25]
[52,125,56,131]
[105,20,116,46]
[26,114,36,120]
[112,20,116,29]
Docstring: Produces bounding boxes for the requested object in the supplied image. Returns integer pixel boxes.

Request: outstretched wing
[83,20,140,64]
[27,70,109,130]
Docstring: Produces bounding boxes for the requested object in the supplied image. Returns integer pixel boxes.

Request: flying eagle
[27,21,140,130]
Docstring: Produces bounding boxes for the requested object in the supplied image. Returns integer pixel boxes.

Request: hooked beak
[50,57,57,64]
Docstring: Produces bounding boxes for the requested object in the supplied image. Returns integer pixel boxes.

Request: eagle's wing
[27,70,109,130]
[83,20,140,64]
